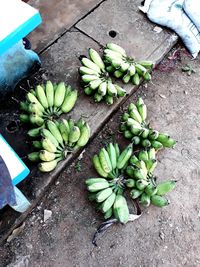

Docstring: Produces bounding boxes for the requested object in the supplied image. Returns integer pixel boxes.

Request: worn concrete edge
[37,0,106,55]
[0,33,178,246]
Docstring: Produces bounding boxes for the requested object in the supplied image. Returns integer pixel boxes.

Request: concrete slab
[2,47,200,267]
[76,0,177,62]
[28,0,103,52]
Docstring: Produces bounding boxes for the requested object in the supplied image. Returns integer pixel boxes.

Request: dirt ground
[1,46,200,267]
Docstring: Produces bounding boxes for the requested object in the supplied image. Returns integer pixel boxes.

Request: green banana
[32,141,42,149]
[99,148,112,173]
[40,128,59,147]
[135,64,147,75]
[136,179,148,190]
[141,139,151,148]
[117,144,133,169]
[27,126,44,138]
[36,85,49,109]
[143,72,151,81]
[151,140,163,150]
[156,180,177,196]
[156,133,170,143]
[128,64,136,76]
[69,126,81,144]
[122,73,131,84]
[148,148,156,160]
[148,130,159,140]
[41,138,58,153]
[113,195,129,224]
[94,92,103,103]
[101,192,116,213]
[79,66,99,75]
[54,82,66,108]
[29,114,44,126]
[38,157,62,172]
[114,70,124,78]
[92,155,108,178]
[106,43,126,57]
[140,193,150,207]
[87,181,110,192]
[82,74,99,83]
[39,150,57,162]
[98,81,107,96]
[75,122,90,147]
[125,179,135,188]
[89,48,105,70]
[145,183,157,196]
[115,85,126,97]
[137,104,147,122]
[129,155,139,165]
[90,79,103,90]
[81,57,101,73]
[138,150,149,162]
[107,143,117,170]
[96,188,113,203]
[26,92,45,112]
[126,165,135,178]
[45,81,54,108]
[104,49,124,59]
[104,208,113,219]
[28,152,40,162]
[132,73,140,85]
[20,101,29,112]
[58,121,69,144]
[47,120,64,147]
[133,169,147,180]
[105,95,114,105]
[19,114,29,123]
[61,90,78,113]
[161,138,176,148]
[132,136,141,145]
[129,108,142,124]
[130,189,143,199]
[107,82,117,97]
[84,87,93,95]
[138,60,153,69]
[141,128,150,139]
[120,62,130,72]
[85,178,107,186]
[151,195,169,207]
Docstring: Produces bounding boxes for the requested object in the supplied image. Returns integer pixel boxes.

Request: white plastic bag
[140,0,200,58]
[10,186,30,213]
[184,0,200,32]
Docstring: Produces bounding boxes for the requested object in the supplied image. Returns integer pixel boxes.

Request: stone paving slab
[0,1,178,243]
[28,0,103,52]
[76,0,177,62]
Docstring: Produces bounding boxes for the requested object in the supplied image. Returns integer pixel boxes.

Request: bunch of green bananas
[86,143,133,223]
[120,97,176,149]
[80,48,126,105]
[125,149,176,207]
[19,81,78,127]
[104,43,153,85]
[28,118,90,172]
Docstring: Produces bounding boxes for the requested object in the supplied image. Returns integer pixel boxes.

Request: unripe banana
[45,81,54,108]
[148,130,159,140]
[84,87,93,95]
[104,49,124,59]
[130,189,143,199]
[28,103,43,116]
[117,144,133,169]
[120,62,130,72]
[20,101,29,112]
[133,169,147,180]
[40,128,59,147]
[89,79,103,90]
[61,90,78,113]
[89,48,105,70]
[41,138,58,153]
[151,195,169,207]
[132,136,141,145]
[28,152,40,162]
[32,141,42,149]
[20,114,29,123]
[138,150,149,162]
[27,126,44,138]
[141,139,151,148]
[47,120,64,147]
[105,95,113,105]
[92,155,108,178]
[137,104,147,122]
[54,82,66,108]
[94,92,103,103]
[111,58,124,68]
[129,155,139,165]
[143,72,151,81]
[132,73,140,85]
[107,143,117,170]
[106,43,126,57]
[96,188,113,203]
[156,133,170,143]
[81,57,101,73]
[135,64,147,75]
[148,148,156,160]
[136,179,148,190]
[107,82,117,97]
[136,97,144,107]
[151,140,163,150]
[128,103,137,112]
[115,85,126,97]
[122,73,131,84]
[26,92,45,112]
[98,81,107,96]
[79,66,99,75]
[58,121,69,144]
[99,148,112,173]
[101,192,116,213]
[126,165,135,178]
[145,183,157,196]
[125,179,135,188]
[29,114,44,126]
[129,108,142,124]
[128,64,136,76]
[82,74,99,83]
[106,65,115,73]
[76,123,90,148]
[140,193,150,207]
[124,130,132,139]
[161,137,176,148]
[85,178,107,186]
[104,208,113,219]
[138,60,153,69]
[113,195,129,224]
[156,180,177,196]
[39,150,56,162]
[114,143,120,160]
[38,157,62,172]
[36,85,49,109]
[69,126,81,144]
[114,70,123,78]
[141,128,150,139]
[87,181,110,192]
[122,112,130,122]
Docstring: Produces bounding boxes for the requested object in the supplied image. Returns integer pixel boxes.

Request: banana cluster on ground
[120,97,176,149]
[19,81,78,127]
[104,43,153,85]
[80,48,126,104]
[28,118,90,172]
[125,149,176,207]
[86,143,133,223]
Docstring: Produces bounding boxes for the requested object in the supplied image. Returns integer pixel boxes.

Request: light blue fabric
[9,186,30,213]
[0,40,41,96]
